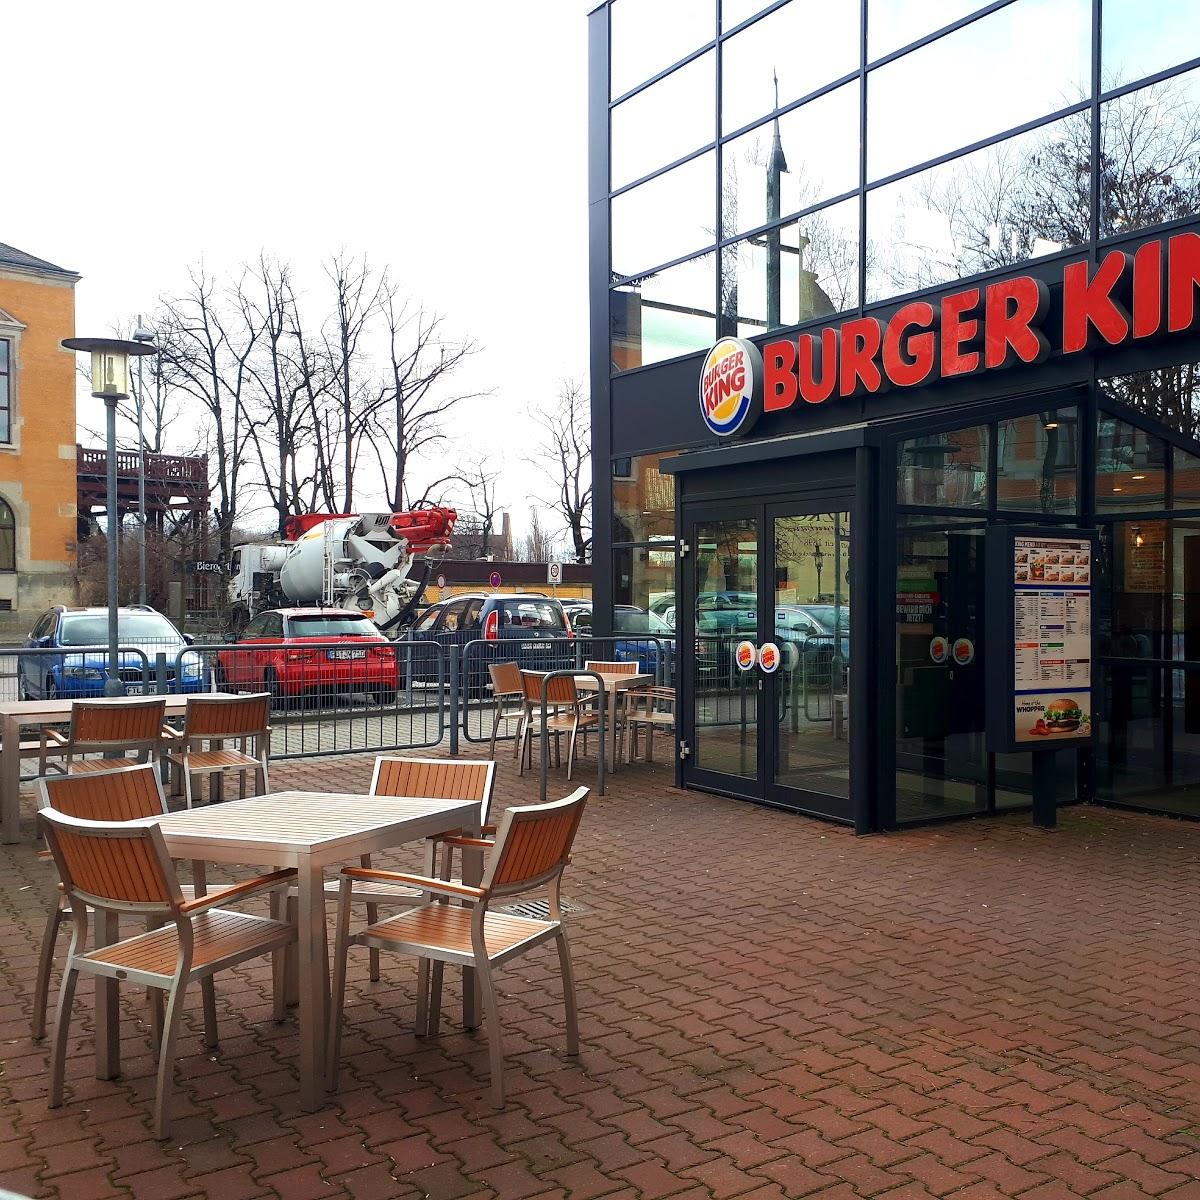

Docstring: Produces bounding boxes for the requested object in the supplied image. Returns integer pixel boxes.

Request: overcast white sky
[3,0,595,542]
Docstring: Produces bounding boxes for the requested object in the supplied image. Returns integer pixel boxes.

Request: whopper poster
[1012,535,1093,744]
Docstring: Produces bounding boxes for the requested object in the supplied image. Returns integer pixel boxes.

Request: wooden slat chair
[583,660,639,759]
[517,671,598,780]
[31,765,273,1043]
[38,807,296,1139]
[163,693,271,808]
[486,661,527,760]
[38,698,168,779]
[328,786,589,1105]
[624,686,677,763]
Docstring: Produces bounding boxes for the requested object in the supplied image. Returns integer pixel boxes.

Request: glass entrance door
[681,498,854,821]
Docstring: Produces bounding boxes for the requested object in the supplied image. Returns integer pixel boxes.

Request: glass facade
[602,0,1200,371]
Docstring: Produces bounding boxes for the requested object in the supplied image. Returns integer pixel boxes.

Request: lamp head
[62,336,156,401]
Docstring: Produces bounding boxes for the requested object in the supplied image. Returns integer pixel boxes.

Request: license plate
[328,648,367,660]
[125,683,144,695]
[522,642,549,651]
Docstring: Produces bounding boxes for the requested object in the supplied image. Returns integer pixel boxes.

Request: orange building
[0,243,79,634]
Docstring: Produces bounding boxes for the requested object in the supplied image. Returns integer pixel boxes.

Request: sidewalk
[2,749,1198,1199]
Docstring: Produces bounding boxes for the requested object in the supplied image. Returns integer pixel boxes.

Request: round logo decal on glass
[734,640,756,671]
[758,642,781,673]
[952,637,975,665]
[929,636,948,664]
[699,338,763,437]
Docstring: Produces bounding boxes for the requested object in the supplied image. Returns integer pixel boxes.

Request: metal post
[104,397,124,697]
[448,644,460,756]
[1032,749,1057,829]
[136,322,147,607]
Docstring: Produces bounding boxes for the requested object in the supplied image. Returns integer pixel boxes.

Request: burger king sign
[700,338,763,437]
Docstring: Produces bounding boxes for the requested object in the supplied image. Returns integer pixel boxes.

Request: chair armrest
[160,725,182,740]
[39,728,68,747]
[438,835,495,849]
[428,824,497,845]
[179,867,298,913]
[340,866,484,899]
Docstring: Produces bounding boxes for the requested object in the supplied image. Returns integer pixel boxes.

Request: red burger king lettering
[747,231,1200,416]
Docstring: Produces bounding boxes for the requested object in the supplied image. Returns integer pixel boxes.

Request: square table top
[149,791,481,860]
[0,693,211,721]
[575,672,655,692]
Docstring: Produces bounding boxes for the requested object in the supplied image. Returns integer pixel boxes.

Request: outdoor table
[575,672,654,771]
[143,790,482,1111]
[0,693,217,844]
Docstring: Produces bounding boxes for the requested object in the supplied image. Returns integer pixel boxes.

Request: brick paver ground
[2,747,1199,1200]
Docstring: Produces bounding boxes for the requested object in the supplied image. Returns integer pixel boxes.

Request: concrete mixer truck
[226,506,456,636]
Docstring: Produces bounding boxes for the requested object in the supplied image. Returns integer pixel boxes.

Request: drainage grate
[496,898,586,920]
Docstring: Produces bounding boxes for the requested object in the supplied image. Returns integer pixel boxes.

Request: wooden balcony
[77,445,209,517]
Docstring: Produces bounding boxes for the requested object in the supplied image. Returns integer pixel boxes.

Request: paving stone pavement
[1,748,1199,1200]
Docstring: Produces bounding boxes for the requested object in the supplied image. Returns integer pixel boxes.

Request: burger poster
[1014,691,1091,742]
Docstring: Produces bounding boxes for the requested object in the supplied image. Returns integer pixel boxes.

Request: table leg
[296,859,329,1108]
[2,714,20,844]
[95,910,120,1080]
[460,837,483,1030]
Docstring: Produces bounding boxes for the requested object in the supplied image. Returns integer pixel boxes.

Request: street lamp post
[62,336,158,697]
[133,319,156,606]
[811,542,825,602]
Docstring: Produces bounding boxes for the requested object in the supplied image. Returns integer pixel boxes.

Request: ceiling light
[1132,474,1146,480]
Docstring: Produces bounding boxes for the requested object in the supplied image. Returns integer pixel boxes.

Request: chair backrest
[521,670,578,705]
[488,660,523,697]
[70,698,167,748]
[184,693,270,740]
[38,808,181,913]
[370,756,496,823]
[584,660,637,676]
[484,786,589,895]
[38,764,167,821]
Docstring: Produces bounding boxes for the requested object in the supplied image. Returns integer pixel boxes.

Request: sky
[3,0,596,545]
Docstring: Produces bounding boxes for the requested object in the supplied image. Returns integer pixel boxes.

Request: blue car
[18,605,206,699]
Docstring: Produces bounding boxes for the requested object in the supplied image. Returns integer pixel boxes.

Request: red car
[216,608,398,705]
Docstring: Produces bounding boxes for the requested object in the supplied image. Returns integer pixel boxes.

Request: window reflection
[868,0,993,61]
[613,545,677,623]
[611,52,715,189]
[721,0,773,30]
[724,201,860,337]
[613,453,677,542]
[1096,417,1168,511]
[1175,445,1200,506]
[610,0,713,100]
[865,113,1090,303]
[611,252,716,372]
[896,425,989,508]
[1102,0,1200,91]
[996,408,1078,514]
[867,0,1091,182]
[720,1,859,135]
[721,82,859,237]
[612,152,715,278]
[1099,67,1200,239]
[1100,363,1200,442]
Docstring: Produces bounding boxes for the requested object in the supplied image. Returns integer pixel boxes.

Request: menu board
[1011,536,1093,744]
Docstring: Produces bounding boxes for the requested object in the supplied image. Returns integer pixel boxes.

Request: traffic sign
[436,573,446,590]
[489,570,502,589]
[547,562,563,585]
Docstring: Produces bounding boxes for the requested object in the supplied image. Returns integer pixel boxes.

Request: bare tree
[518,508,558,563]
[529,381,592,564]
[458,456,502,557]
[364,284,481,510]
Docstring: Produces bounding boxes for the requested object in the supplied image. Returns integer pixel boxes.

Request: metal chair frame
[38,698,168,779]
[624,686,677,763]
[328,786,589,1105]
[517,671,598,780]
[38,807,296,1139]
[486,661,527,760]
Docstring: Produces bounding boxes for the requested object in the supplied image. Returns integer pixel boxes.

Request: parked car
[697,591,759,635]
[18,605,205,699]
[404,592,575,696]
[775,604,851,661]
[215,608,398,706]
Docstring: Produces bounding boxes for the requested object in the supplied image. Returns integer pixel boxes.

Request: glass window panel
[721,0,773,30]
[1099,362,1200,442]
[1099,67,1200,239]
[867,0,1092,182]
[613,452,678,542]
[0,339,8,369]
[1102,0,1200,90]
[1175,445,1200,507]
[721,82,859,236]
[865,112,1091,303]
[612,252,716,371]
[613,545,677,623]
[1097,663,1169,805]
[721,1,860,135]
[725,200,861,337]
[611,151,715,277]
[869,0,993,60]
[611,52,715,189]
[996,408,1079,514]
[1173,521,1200,660]
[0,508,12,572]
[896,424,990,508]
[610,0,714,99]
[1096,416,1168,511]
[1098,520,1169,657]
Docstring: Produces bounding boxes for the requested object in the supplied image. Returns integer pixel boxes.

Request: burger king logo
[758,642,780,673]
[699,338,762,437]
[734,640,756,671]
